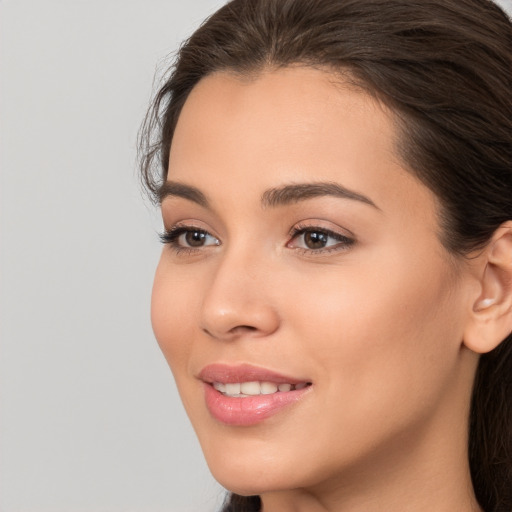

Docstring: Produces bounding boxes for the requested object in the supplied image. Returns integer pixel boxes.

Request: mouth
[198,363,312,426]
[212,380,310,397]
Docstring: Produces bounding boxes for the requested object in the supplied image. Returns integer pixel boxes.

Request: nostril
[203,324,260,340]
[200,298,280,340]
[229,325,258,335]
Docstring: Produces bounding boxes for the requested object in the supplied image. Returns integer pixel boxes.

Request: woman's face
[152,67,477,496]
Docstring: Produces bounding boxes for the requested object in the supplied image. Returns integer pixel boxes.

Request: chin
[197,429,305,495]
[210,463,293,497]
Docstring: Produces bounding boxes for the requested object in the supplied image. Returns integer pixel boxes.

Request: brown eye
[303,231,329,249]
[185,230,209,247]
[287,226,355,253]
[160,227,220,250]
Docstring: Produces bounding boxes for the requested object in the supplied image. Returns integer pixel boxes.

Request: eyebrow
[261,182,380,210]
[158,181,209,207]
[158,181,379,210]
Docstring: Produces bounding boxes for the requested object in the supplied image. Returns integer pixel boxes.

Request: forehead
[168,66,437,228]
[171,67,392,159]
[171,68,392,175]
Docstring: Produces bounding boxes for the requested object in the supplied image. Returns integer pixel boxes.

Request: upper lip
[198,363,310,385]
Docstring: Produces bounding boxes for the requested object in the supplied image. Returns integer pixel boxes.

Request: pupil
[305,231,327,249]
[185,230,205,247]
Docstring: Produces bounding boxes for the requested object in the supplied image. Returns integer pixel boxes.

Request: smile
[199,364,312,426]
[213,381,310,397]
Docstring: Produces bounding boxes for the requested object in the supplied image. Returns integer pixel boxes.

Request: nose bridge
[200,242,279,340]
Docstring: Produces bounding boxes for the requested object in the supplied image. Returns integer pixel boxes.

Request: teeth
[240,381,261,395]
[213,382,226,393]
[225,383,241,395]
[212,381,309,397]
[260,382,278,394]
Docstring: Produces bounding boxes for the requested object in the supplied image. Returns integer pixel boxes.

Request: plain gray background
[1,1,511,511]
[0,1,226,511]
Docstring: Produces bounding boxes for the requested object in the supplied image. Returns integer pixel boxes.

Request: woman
[139,1,512,511]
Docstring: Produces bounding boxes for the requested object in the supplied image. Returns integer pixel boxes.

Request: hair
[138,1,512,510]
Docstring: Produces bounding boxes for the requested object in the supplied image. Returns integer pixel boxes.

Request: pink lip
[199,363,312,426]
[199,363,308,385]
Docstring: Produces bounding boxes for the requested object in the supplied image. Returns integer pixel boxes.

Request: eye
[287,226,354,253]
[160,226,220,251]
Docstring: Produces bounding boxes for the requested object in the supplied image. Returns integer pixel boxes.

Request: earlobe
[463,222,512,354]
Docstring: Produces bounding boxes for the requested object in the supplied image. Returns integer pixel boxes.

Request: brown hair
[139,1,512,510]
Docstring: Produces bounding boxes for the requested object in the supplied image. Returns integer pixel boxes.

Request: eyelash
[159,226,220,255]
[159,224,355,255]
[287,224,355,254]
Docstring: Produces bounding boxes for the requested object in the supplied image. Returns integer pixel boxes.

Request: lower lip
[203,383,310,426]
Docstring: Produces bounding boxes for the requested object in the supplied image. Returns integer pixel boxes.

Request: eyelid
[288,220,354,238]
[159,222,221,253]
[159,226,216,244]
[287,222,355,254]
[161,220,219,238]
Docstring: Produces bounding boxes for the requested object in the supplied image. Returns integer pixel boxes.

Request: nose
[199,251,280,341]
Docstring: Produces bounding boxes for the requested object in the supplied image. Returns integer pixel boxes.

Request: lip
[199,363,308,385]
[199,363,312,426]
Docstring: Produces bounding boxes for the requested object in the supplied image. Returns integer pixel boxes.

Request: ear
[463,222,512,354]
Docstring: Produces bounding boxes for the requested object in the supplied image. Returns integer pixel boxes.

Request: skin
[151,67,486,512]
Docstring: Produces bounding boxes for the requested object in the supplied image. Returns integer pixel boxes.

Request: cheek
[151,257,197,374]
[285,250,463,411]
[255,252,466,481]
